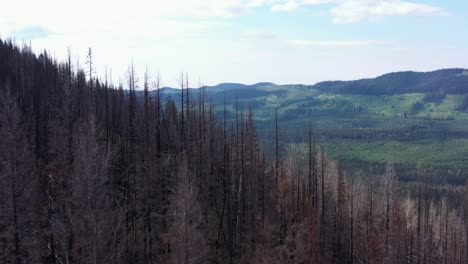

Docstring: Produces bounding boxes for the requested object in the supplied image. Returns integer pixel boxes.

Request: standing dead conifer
[166,159,207,264]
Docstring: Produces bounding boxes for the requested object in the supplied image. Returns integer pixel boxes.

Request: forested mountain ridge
[314,68,468,95]
[161,68,468,95]
[1,39,468,264]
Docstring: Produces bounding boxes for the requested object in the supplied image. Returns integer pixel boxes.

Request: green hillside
[159,69,468,168]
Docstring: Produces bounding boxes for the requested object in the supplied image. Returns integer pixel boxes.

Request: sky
[1,0,468,87]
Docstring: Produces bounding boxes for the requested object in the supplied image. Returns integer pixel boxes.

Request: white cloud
[0,1,446,40]
[270,1,445,23]
[272,1,300,11]
[272,0,335,11]
[1,1,446,36]
[331,0,446,24]
[242,29,278,40]
[0,0,267,35]
[286,39,389,47]
[0,1,261,85]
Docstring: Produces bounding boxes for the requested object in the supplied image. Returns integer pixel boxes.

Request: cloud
[9,26,51,40]
[0,1,262,34]
[0,1,259,86]
[286,39,390,47]
[242,29,278,40]
[0,1,446,39]
[272,0,335,12]
[272,1,300,11]
[271,0,445,23]
[331,0,446,24]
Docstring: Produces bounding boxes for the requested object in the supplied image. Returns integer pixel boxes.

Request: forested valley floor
[0,39,467,263]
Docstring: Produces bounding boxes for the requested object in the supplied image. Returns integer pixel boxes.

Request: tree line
[314,69,468,95]
[0,39,467,263]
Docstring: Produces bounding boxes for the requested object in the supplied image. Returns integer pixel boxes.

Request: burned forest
[0,39,467,264]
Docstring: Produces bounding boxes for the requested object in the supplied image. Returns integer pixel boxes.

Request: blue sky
[1,0,467,87]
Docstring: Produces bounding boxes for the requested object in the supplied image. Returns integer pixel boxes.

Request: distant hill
[205,82,275,91]
[160,68,468,94]
[314,68,468,95]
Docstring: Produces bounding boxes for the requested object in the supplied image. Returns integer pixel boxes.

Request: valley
[159,69,468,170]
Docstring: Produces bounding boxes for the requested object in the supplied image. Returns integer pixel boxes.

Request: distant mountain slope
[314,68,468,95]
[159,82,275,92]
[205,82,275,91]
[160,68,468,96]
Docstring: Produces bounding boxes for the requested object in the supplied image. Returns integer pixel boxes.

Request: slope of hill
[158,69,468,168]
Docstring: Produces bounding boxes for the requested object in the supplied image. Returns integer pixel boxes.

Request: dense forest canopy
[0,39,467,264]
